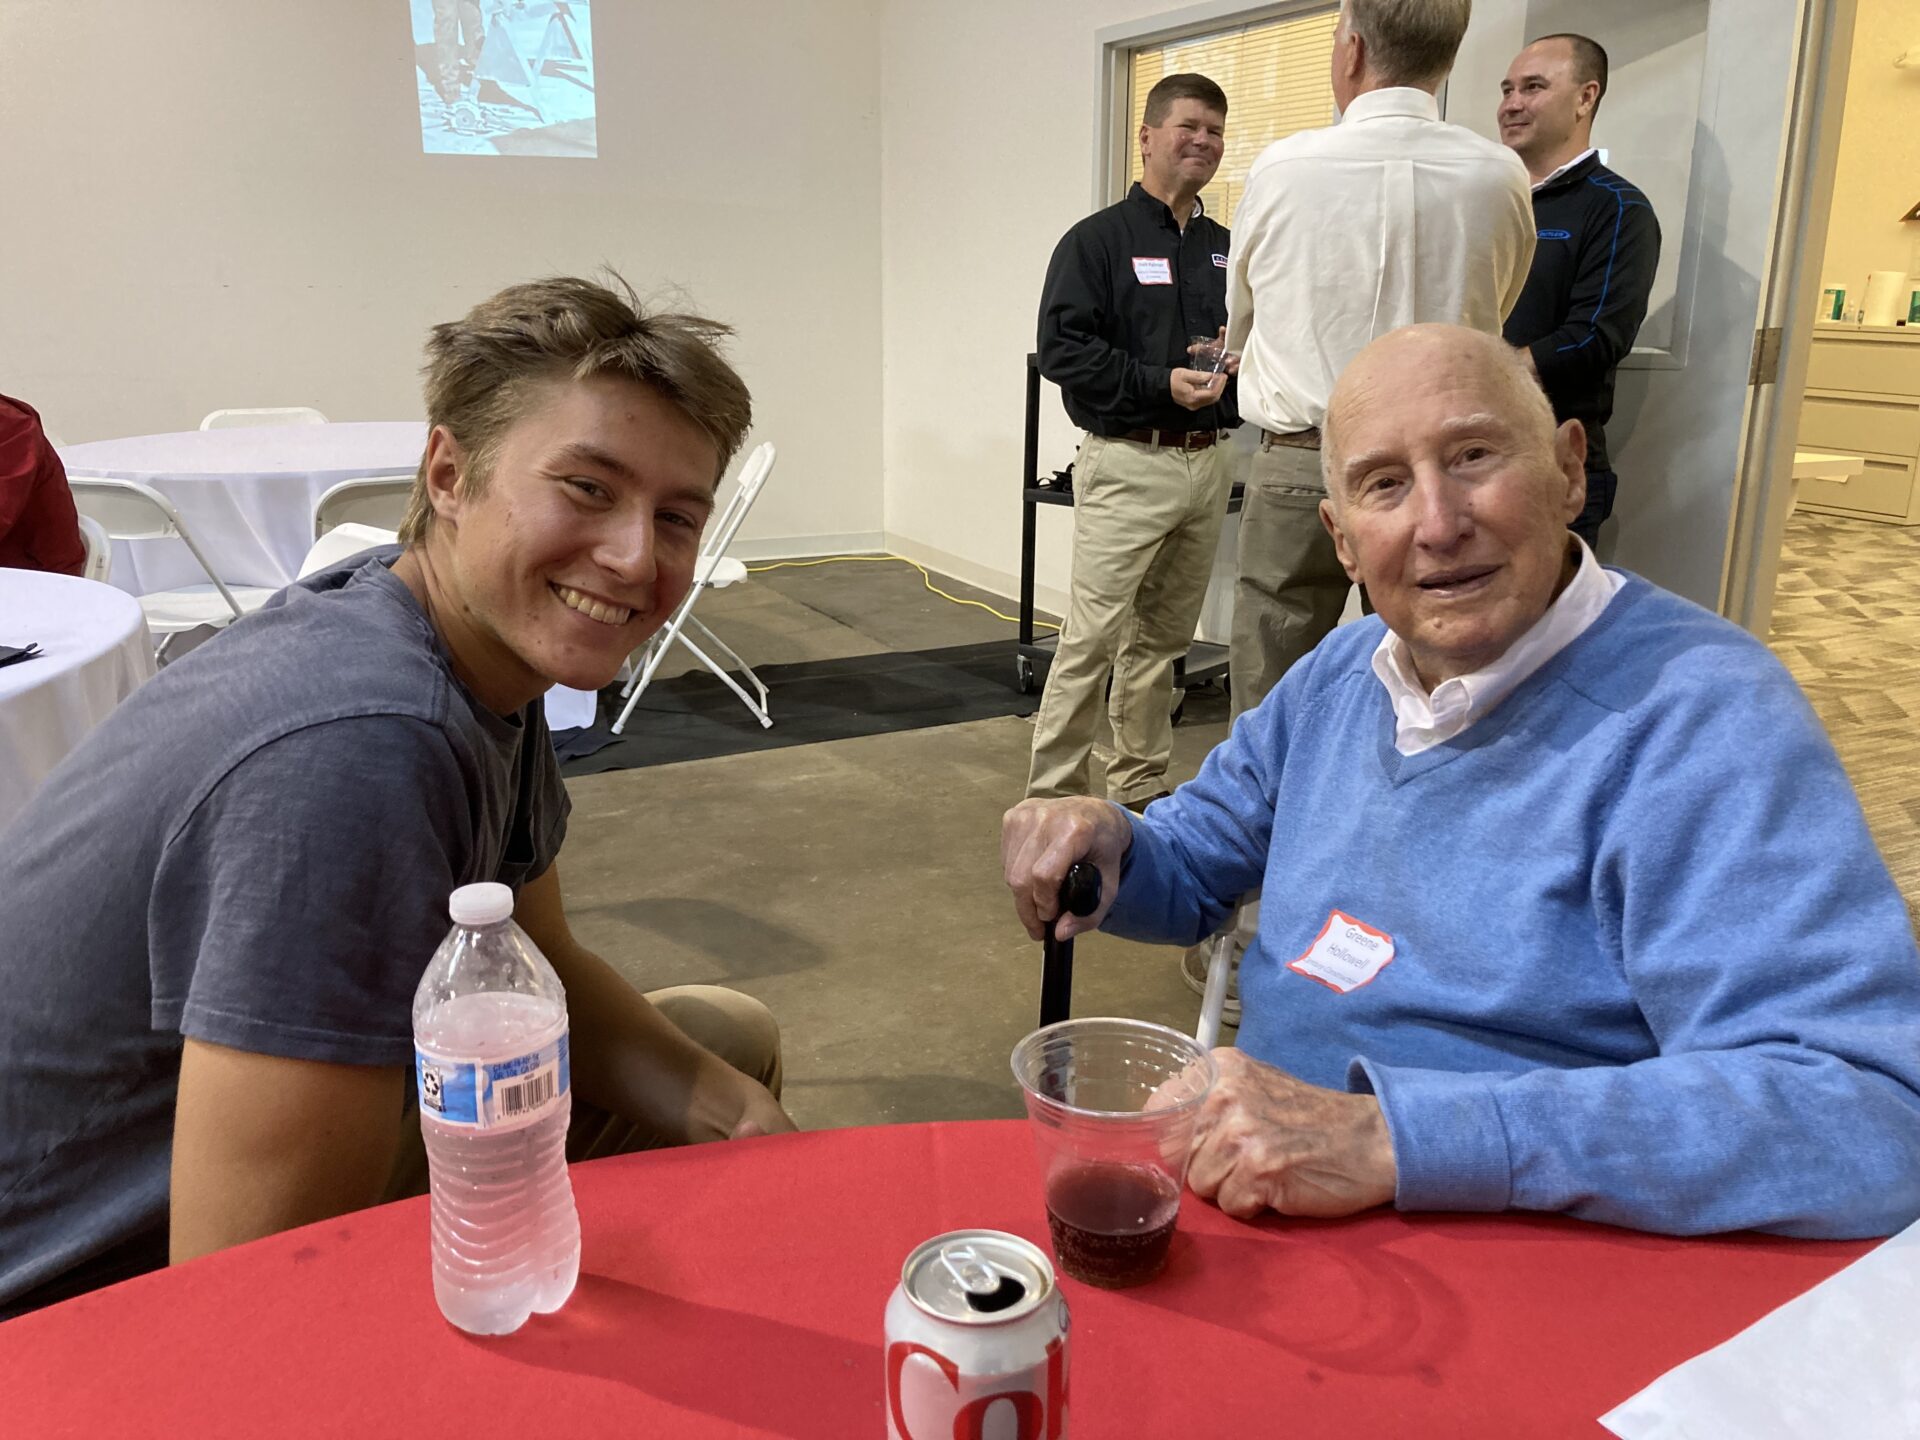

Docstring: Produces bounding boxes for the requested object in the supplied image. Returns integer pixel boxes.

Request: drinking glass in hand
[1011,1018,1217,1288]
[1188,334,1226,375]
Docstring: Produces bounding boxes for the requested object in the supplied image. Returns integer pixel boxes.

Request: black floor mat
[556,640,1037,776]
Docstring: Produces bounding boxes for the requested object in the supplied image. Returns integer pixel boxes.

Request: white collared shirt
[1371,539,1625,755]
[1531,146,1598,191]
[1225,88,1536,436]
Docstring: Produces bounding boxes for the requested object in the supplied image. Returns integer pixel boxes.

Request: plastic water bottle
[412,882,580,1335]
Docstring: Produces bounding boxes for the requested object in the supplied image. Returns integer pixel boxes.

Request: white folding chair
[610,442,777,736]
[75,513,112,584]
[199,406,329,430]
[312,474,414,538]
[297,523,399,579]
[67,478,276,660]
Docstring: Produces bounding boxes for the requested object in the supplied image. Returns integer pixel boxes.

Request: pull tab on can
[939,1242,1027,1314]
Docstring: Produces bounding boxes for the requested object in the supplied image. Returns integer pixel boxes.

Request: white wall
[880,0,1189,613]
[1820,0,1920,299]
[0,0,884,555]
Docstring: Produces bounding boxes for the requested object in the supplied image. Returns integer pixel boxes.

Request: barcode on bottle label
[415,1031,569,1132]
[489,1062,557,1125]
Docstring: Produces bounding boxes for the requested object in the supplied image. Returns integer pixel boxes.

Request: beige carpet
[1770,509,1920,906]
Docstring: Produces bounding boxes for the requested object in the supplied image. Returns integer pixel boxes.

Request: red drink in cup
[1044,1162,1181,1288]
[1011,1018,1217,1290]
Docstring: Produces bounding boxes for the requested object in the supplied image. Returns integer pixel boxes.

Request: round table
[0,1120,1870,1437]
[0,569,154,832]
[59,422,427,595]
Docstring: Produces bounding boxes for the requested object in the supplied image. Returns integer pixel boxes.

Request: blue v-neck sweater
[1108,575,1920,1238]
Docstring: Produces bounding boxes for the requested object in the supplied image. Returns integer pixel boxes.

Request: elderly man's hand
[1001,796,1132,942]
[1185,1049,1397,1220]
[1169,368,1227,410]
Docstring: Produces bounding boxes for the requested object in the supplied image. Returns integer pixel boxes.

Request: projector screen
[411,0,596,158]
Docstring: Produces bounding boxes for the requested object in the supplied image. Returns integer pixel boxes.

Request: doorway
[1761,0,1920,902]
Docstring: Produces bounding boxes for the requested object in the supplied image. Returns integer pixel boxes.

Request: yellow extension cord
[744,554,1061,633]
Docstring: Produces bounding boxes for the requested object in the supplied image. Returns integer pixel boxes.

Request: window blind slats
[1126,10,1339,229]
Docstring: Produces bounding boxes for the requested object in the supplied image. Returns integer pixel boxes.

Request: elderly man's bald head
[1322,325,1557,501]
[1313,322,1587,689]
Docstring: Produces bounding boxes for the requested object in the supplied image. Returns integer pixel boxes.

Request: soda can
[885,1229,1071,1440]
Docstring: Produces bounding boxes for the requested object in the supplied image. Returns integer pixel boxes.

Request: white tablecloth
[59,422,427,596]
[0,569,155,832]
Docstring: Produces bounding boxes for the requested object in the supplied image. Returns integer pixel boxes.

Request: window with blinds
[1125,9,1340,229]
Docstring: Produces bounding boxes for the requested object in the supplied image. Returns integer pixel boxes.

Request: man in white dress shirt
[1189,0,1536,1008]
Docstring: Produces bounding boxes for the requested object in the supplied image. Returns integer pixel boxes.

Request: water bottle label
[415,1031,570,1131]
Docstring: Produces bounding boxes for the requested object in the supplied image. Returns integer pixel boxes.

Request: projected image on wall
[411,0,595,158]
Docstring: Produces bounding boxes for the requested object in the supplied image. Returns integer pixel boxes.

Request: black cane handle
[1060,861,1102,920]
[1039,862,1103,1027]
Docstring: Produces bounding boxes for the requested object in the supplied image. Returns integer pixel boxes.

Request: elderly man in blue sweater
[1003,323,1920,1239]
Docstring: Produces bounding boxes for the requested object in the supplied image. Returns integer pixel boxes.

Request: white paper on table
[1600,1217,1920,1439]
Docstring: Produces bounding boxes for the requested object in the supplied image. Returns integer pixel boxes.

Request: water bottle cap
[448,882,514,927]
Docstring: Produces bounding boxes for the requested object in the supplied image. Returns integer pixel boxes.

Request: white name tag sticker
[1131,256,1174,285]
[1288,910,1396,993]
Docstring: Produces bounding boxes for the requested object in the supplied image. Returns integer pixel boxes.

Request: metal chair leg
[686,615,769,710]
[676,629,772,729]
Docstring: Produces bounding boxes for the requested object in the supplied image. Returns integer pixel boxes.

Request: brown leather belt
[1262,427,1321,451]
[1117,428,1219,451]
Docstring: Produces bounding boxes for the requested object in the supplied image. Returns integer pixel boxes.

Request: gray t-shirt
[0,550,568,1310]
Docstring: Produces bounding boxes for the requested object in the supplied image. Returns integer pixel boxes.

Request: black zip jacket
[1502,152,1661,474]
[1036,183,1239,437]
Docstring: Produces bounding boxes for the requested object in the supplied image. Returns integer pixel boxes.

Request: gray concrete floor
[559,558,1236,1131]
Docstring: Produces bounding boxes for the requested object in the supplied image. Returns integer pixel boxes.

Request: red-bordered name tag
[1288,910,1396,994]
[1131,256,1173,284]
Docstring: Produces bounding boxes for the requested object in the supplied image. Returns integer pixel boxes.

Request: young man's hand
[518,864,793,1148]
[729,1082,798,1140]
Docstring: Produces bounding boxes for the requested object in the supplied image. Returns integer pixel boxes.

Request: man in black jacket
[1498,33,1660,547]
[1026,73,1238,809]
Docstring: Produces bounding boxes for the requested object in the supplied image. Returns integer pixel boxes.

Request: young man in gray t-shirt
[0,276,792,1316]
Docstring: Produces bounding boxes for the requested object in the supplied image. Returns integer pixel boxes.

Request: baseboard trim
[729,531,887,563]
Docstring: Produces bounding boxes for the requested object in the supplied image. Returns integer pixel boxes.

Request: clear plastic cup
[1010,1018,1217,1288]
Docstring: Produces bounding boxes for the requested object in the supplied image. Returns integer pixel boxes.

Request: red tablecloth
[0,1120,1871,1438]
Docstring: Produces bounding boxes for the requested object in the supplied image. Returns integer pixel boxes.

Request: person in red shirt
[0,394,85,576]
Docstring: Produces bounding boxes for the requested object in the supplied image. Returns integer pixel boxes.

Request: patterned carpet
[1770,510,1920,907]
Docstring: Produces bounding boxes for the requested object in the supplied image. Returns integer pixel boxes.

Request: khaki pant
[1228,441,1351,719]
[386,984,782,1198]
[1217,441,1350,959]
[1027,434,1232,805]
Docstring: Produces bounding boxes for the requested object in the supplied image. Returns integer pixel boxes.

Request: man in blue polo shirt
[1497,33,1661,547]
[1002,323,1920,1239]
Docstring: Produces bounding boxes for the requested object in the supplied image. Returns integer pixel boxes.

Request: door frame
[1719,0,1857,633]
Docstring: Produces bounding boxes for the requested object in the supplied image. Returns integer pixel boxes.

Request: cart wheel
[1016,655,1036,694]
